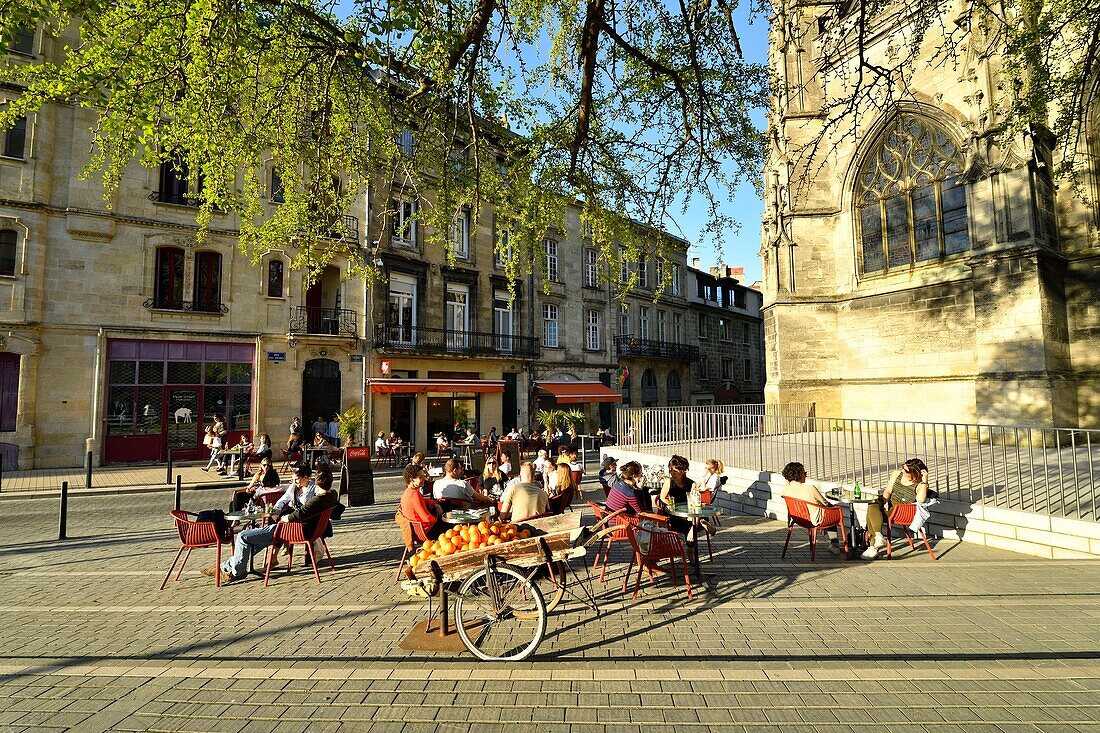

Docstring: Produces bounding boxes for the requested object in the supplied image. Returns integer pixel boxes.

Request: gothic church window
[856,115,969,274]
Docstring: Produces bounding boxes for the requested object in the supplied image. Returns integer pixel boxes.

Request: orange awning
[536,381,622,404]
[369,378,505,395]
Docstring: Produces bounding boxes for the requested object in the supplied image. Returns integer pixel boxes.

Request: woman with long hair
[862,458,930,560]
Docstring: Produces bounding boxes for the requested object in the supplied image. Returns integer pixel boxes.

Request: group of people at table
[782,457,931,559]
[400,446,932,564]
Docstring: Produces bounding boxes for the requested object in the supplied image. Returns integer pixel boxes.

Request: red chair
[623,522,692,601]
[781,496,848,561]
[548,483,576,515]
[161,510,232,589]
[255,488,284,507]
[264,507,337,586]
[886,503,937,560]
[280,448,302,472]
[395,509,433,581]
[587,502,668,582]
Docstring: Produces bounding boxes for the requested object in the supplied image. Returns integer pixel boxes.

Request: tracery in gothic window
[856,115,970,274]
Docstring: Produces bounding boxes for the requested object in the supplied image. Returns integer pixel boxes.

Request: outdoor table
[302,446,328,469]
[825,490,879,559]
[220,446,251,479]
[663,504,722,578]
[442,510,489,526]
[225,509,276,574]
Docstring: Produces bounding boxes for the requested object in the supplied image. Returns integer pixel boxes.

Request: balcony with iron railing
[288,306,358,338]
[143,298,228,314]
[321,214,359,241]
[616,335,700,361]
[374,325,540,359]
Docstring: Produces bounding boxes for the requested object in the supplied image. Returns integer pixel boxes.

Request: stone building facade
[687,264,765,404]
[530,220,696,432]
[763,2,1100,427]
[0,22,699,467]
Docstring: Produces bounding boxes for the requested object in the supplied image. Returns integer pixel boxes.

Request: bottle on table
[853,481,861,500]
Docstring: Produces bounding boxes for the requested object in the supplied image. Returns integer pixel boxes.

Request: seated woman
[253,433,274,462]
[545,457,576,499]
[780,461,841,555]
[659,455,695,537]
[606,461,652,514]
[400,464,446,540]
[598,455,618,496]
[700,458,725,504]
[226,434,254,475]
[862,458,929,560]
[480,456,509,498]
[230,457,282,511]
[435,432,451,455]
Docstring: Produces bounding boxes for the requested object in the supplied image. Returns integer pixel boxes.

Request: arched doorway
[641,369,658,407]
[302,358,341,442]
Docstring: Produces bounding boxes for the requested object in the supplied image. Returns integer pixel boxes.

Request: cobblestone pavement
[2,477,1100,731]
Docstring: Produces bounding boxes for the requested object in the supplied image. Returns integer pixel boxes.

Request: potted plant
[336,405,365,446]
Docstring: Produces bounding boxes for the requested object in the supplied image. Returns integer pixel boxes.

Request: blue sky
[335,2,769,283]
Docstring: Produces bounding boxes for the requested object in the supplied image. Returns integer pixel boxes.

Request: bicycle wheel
[455,564,546,661]
[521,560,567,615]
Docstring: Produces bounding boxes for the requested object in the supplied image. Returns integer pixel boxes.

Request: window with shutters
[0,352,18,431]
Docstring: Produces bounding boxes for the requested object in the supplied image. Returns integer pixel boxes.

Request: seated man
[271,465,318,512]
[432,458,494,510]
[499,462,548,521]
[205,469,338,584]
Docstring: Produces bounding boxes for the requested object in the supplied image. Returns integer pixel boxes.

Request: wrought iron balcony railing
[289,306,358,337]
[616,335,700,361]
[374,325,540,359]
[149,190,201,207]
[322,215,359,241]
[143,298,228,314]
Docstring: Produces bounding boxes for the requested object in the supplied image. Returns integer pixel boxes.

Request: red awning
[369,378,505,395]
[536,381,622,404]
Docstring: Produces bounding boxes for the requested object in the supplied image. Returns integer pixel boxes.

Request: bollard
[175,475,182,512]
[58,481,68,540]
[237,450,246,481]
[85,451,93,489]
[0,453,4,494]
[166,448,173,485]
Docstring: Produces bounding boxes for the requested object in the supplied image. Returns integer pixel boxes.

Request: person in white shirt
[532,449,550,480]
[432,458,494,509]
[374,431,392,456]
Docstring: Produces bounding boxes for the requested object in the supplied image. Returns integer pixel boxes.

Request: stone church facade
[762,2,1100,428]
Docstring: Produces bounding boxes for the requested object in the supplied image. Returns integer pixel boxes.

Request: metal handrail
[374,324,539,358]
[616,335,700,361]
[615,404,1100,522]
[142,298,229,314]
[289,306,358,337]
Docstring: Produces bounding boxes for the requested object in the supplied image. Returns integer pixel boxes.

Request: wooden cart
[402,511,621,661]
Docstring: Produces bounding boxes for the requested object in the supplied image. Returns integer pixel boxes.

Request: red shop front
[103,339,255,464]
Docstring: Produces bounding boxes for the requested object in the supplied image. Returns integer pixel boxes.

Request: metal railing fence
[615,405,1099,522]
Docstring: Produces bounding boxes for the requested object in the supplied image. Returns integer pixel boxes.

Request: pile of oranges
[410,520,533,568]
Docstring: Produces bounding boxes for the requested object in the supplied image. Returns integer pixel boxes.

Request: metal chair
[394,509,433,580]
[781,496,848,561]
[161,510,232,589]
[886,503,937,560]
[264,507,337,586]
[623,522,692,601]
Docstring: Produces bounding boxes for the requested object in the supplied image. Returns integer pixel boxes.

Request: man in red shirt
[400,464,446,539]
